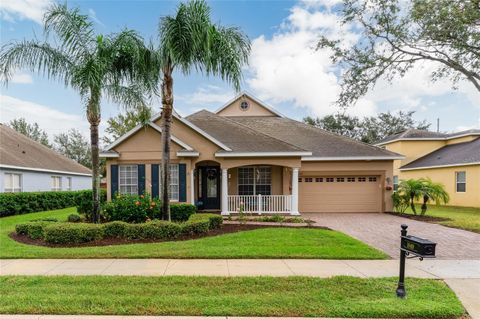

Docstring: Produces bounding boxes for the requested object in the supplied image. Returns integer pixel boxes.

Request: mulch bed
[386,212,451,222]
[10,223,324,248]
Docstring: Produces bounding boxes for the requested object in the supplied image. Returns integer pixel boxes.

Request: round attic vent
[240,101,249,111]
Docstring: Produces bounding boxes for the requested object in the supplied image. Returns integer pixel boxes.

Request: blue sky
[1,0,479,141]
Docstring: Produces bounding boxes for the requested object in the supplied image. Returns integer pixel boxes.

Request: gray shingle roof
[0,124,92,175]
[186,110,306,152]
[224,116,401,158]
[376,128,480,145]
[447,129,480,138]
[401,137,480,170]
[375,129,447,145]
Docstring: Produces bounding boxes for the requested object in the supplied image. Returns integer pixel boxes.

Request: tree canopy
[54,129,92,169]
[304,111,430,144]
[103,106,152,146]
[8,118,51,147]
[318,0,480,107]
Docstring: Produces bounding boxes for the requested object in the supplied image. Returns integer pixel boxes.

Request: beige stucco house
[375,129,480,208]
[101,93,402,215]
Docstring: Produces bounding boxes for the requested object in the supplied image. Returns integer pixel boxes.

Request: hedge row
[15,213,223,244]
[0,190,106,217]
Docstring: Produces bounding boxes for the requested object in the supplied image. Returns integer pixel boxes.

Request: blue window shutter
[179,164,187,202]
[111,165,118,197]
[151,164,159,199]
[138,164,145,195]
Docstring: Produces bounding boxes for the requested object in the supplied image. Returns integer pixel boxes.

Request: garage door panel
[299,175,382,213]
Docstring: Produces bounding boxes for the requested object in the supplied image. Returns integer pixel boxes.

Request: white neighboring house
[0,124,91,192]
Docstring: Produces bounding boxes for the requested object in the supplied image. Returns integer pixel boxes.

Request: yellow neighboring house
[375,129,480,208]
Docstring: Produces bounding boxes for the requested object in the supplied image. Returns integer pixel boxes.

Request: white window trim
[159,164,180,202]
[66,177,72,191]
[455,171,466,193]
[4,172,22,193]
[51,176,62,191]
[393,175,399,191]
[119,165,138,195]
[237,166,272,196]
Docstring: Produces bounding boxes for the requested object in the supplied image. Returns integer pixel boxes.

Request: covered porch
[192,160,300,215]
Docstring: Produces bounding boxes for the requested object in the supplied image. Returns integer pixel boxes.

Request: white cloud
[176,85,234,108]
[10,72,33,84]
[0,95,90,138]
[247,3,372,117]
[247,1,479,120]
[0,0,53,24]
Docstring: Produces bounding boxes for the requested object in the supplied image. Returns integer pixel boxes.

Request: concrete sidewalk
[2,259,479,318]
[1,258,479,279]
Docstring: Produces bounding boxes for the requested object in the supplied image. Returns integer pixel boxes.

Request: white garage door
[299,175,382,213]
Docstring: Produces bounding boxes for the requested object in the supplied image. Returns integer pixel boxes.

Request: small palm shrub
[396,178,449,215]
[392,192,409,213]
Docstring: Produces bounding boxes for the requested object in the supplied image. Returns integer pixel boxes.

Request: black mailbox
[401,235,436,258]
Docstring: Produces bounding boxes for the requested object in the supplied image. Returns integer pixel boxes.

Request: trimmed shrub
[123,221,182,240]
[0,190,106,217]
[43,223,104,244]
[76,189,107,220]
[15,221,55,240]
[102,221,129,238]
[181,219,210,235]
[189,213,223,230]
[30,218,58,222]
[103,193,161,223]
[171,203,196,222]
[67,214,82,223]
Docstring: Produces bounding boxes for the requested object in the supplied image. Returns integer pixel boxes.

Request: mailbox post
[396,224,436,298]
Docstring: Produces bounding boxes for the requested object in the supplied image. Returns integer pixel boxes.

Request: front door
[199,166,220,210]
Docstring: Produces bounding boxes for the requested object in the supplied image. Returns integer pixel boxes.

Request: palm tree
[152,0,250,220]
[398,179,423,215]
[0,4,151,222]
[419,178,449,215]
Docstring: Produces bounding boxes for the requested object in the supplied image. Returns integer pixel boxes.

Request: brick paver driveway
[304,213,480,259]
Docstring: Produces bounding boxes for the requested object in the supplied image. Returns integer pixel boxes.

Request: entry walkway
[1,258,479,278]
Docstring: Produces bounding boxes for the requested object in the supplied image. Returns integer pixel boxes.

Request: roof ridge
[207,111,307,152]
[281,117,401,156]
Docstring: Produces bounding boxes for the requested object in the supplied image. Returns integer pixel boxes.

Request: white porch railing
[227,194,292,214]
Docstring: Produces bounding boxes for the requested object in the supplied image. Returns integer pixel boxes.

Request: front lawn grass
[406,205,480,233]
[0,276,463,318]
[0,208,387,259]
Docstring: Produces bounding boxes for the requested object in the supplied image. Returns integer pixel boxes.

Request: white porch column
[291,167,300,215]
[190,169,195,205]
[221,168,229,215]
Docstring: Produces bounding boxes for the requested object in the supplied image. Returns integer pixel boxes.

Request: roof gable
[105,122,194,152]
[215,92,283,117]
[186,110,308,154]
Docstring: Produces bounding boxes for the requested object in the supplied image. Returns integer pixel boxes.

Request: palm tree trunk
[87,97,101,224]
[410,194,417,215]
[421,195,428,215]
[160,67,173,221]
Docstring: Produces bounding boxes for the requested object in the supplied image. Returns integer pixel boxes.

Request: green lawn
[0,208,387,259]
[405,205,480,233]
[0,276,463,318]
